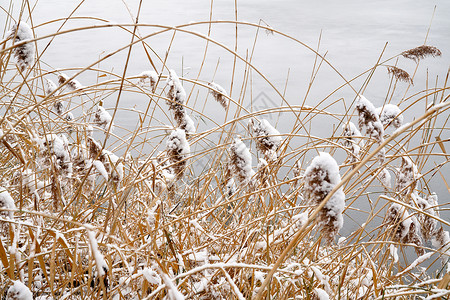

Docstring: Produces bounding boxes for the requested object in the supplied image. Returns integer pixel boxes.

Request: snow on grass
[6,280,33,300]
[0,187,16,219]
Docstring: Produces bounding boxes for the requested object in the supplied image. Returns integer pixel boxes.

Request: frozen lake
[2,0,449,235]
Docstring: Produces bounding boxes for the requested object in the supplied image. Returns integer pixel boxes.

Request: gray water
[2,0,450,250]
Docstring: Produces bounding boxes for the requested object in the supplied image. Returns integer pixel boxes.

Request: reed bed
[0,1,449,299]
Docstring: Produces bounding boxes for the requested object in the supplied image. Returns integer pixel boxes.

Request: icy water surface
[2,0,449,235]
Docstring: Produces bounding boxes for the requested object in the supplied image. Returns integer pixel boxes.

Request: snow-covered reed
[0,4,448,299]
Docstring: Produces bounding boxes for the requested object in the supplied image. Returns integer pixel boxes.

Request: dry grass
[0,1,449,299]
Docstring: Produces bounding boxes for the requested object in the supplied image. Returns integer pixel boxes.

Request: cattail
[58,73,83,90]
[208,82,228,109]
[225,178,236,197]
[292,160,302,188]
[376,104,403,129]
[6,280,33,300]
[229,137,255,187]
[166,128,190,180]
[387,66,413,84]
[248,118,281,161]
[8,22,35,72]
[65,112,74,122]
[356,95,384,143]
[303,152,345,244]
[138,70,158,91]
[395,156,419,195]
[94,105,114,132]
[402,45,442,62]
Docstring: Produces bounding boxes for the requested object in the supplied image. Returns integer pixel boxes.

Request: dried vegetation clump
[0,8,449,300]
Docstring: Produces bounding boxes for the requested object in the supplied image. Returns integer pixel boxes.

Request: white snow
[378,168,391,188]
[93,160,108,180]
[376,104,403,128]
[45,79,58,96]
[166,69,186,106]
[160,271,185,300]
[342,121,362,149]
[389,244,399,263]
[395,252,433,277]
[249,118,282,152]
[140,267,161,285]
[167,128,190,156]
[6,280,33,300]
[230,137,254,185]
[8,22,35,71]
[356,95,384,142]
[303,152,345,240]
[86,228,108,277]
[313,288,330,300]
[58,73,83,90]
[94,106,114,132]
[180,113,196,134]
[0,186,16,219]
[208,82,228,109]
[138,70,158,89]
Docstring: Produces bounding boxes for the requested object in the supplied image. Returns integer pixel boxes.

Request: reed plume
[385,203,424,256]
[303,152,345,244]
[402,45,442,62]
[376,104,403,129]
[7,22,35,72]
[356,95,384,143]
[208,82,228,109]
[58,73,83,90]
[387,66,413,84]
[165,69,196,134]
[138,70,158,91]
[229,137,255,187]
[248,118,281,161]
[395,156,419,196]
[166,128,190,180]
